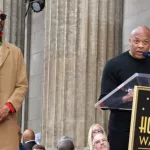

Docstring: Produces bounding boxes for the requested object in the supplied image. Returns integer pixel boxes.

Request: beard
[0,24,4,32]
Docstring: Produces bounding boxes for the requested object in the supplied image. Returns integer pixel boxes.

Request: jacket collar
[0,40,10,67]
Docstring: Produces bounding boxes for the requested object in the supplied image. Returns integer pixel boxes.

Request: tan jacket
[0,41,28,150]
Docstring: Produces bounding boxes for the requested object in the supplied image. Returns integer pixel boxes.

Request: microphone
[143,52,150,57]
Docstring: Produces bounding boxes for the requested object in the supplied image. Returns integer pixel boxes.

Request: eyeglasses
[0,14,7,21]
[93,138,107,147]
[92,130,104,134]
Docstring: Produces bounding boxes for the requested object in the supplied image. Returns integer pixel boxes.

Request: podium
[95,73,150,150]
[95,73,150,110]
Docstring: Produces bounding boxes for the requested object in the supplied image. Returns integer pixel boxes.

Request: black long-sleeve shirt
[100,50,150,129]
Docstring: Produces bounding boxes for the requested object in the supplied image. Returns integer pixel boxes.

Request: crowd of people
[18,123,108,150]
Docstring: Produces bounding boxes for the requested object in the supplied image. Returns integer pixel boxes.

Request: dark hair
[32,144,45,150]
[57,140,75,150]
[57,136,73,148]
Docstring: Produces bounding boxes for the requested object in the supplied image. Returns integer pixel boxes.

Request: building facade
[1,0,150,149]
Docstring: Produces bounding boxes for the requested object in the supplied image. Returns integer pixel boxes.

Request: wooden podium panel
[129,86,150,150]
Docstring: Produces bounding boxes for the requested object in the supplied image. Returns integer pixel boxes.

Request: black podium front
[129,86,150,150]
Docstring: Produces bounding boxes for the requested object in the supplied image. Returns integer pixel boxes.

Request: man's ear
[129,38,132,46]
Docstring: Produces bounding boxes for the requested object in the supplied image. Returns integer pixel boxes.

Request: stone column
[42,0,123,149]
[3,0,26,52]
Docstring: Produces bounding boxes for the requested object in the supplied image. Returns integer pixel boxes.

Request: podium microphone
[143,52,150,57]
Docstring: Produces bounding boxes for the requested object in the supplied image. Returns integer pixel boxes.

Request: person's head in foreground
[23,129,35,142]
[129,25,150,59]
[88,123,106,150]
[92,133,109,150]
[57,139,75,150]
[32,144,45,150]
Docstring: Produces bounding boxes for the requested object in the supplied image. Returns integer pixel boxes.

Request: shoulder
[108,51,129,63]
[105,51,129,69]
[3,41,22,54]
[102,51,129,77]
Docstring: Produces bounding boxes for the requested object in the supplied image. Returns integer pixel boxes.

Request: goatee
[0,24,3,32]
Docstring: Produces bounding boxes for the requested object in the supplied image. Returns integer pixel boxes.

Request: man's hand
[122,89,134,103]
[0,105,10,122]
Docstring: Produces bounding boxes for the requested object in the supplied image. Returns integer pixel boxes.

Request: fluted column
[96,0,123,133]
[3,0,26,52]
[42,0,123,149]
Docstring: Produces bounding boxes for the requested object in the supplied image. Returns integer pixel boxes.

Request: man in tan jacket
[0,10,28,150]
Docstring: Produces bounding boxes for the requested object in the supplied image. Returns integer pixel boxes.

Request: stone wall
[123,0,150,51]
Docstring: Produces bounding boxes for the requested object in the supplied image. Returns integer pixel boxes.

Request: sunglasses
[0,14,7,21]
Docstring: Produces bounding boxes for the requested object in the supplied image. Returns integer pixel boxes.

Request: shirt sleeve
[98,60,128,109]
[99,60,119,100]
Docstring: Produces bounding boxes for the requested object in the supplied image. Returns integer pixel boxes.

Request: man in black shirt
[99,26,150,150]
